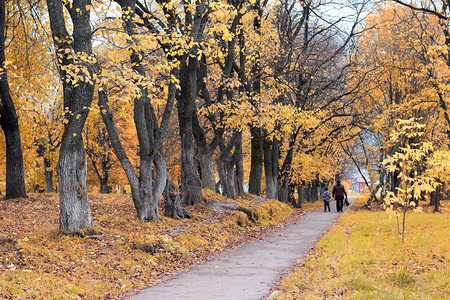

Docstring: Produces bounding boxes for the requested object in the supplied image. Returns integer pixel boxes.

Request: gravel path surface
[128,198,354,300]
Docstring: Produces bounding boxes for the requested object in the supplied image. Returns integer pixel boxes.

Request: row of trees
[344,2,450,210]
[0,0,448,233]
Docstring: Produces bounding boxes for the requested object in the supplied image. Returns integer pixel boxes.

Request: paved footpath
[128,198,354,300]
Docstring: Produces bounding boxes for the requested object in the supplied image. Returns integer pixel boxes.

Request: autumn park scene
[0,0,449,298]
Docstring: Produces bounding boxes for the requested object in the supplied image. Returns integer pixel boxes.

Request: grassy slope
[1,190,315,299]
[273,197,449,300]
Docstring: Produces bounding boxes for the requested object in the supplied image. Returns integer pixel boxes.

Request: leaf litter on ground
[0,190,322,299]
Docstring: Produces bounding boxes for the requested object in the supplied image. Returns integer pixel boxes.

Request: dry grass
[272,196,450,300]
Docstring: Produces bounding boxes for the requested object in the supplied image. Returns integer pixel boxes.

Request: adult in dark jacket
[332,179,348,212]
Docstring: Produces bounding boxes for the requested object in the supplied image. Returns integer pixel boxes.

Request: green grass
[272,197,450,300]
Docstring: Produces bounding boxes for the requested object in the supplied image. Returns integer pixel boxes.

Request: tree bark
[234,132,245,196]
[115,0,186,220]
[99,177,108,194]
[432,185,441,212]
[199,151,216,191]
[178,58,204,205]
[298,185,308,206]
[179,114,203,205]
[163,178,190,219]
[402,203,407,243]
[225,159,237,200]
[248,126,263,195]
[263,136,279,199]
[44,157,54,193]
[124,0,160,220]
[47,0,96,232]
[216,157,227,196]
[311,183,320,202]
[1,124,27,198]
[278,173,290,203]
[216,156,237,200]
[192,111,216,191]
[248,0,264,196]
[217,132,241,199]
[0,1,27,199]
[57,137,92,232]
[153,153,168,205]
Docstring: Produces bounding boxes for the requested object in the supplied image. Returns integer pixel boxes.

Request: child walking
[322,186,331,212]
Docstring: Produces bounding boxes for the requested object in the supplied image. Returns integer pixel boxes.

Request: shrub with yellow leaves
[382,118,441,242]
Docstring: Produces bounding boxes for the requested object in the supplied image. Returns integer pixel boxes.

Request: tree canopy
[0,0,448,231]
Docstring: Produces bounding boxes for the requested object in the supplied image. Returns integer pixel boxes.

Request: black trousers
[336,197,344,212]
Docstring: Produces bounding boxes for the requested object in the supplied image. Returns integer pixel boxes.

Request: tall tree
[247,0,265,196]
[4,0,61,195]
[0,0,27,199]
[95,0,189,219]
[349,4,449,204]
[46,0,95,232]
[174,0,209,205]
[392,0,450,139]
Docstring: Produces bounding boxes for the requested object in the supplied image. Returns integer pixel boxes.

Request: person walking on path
[332,179,347,212]
[322,187,331,212]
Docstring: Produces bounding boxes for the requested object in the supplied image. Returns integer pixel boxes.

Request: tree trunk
[248,0,264,195]
[179,113,203,205]
[248,126,263,195]
[57,137,92,232]
[217,155,237,199]
[278,173,290,203]
[217,155,236,199]
[307,185,313,202]
[47,0,96,232]
[0,1,27,199]
[153,154,168,204]
[390,170,400,194]
[263,136,279,199]
[178,59,203,206]
[99,1,179,219]
[44,157,54,193]
[225,158,237,200]
[298,185,302,203]
[99,177,108,194]
[99,128,111,194]
[137,157,160,221]
[234,133,245,196]
[99,163,110,194]
[164,178,190,219]
[434,185,441,212]
[116,0,178,220]
[192,103,217,192]
[310,184,319,202]
[217,157,227,196]
[2,125,27,198]
[199,150,216,191]
[216,132,241,199]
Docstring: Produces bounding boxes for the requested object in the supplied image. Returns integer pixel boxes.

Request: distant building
[346,173,370,194]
